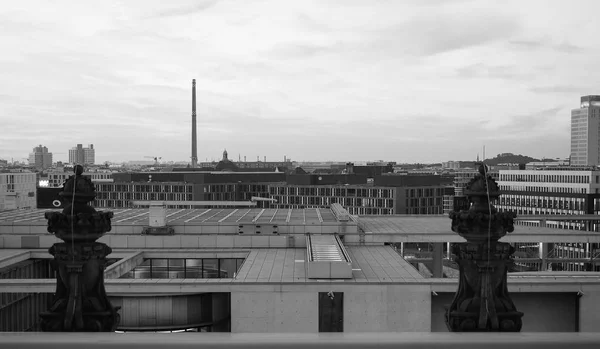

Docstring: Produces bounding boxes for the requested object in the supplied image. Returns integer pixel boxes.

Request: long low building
[1,206,600,333]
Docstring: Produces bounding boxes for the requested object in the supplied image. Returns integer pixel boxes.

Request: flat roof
[0,208,342,225]
[234,246,423,283]
[0,246,422,286]
[357,215,600,243]
[2,247,600,294]
[3,209,600,242]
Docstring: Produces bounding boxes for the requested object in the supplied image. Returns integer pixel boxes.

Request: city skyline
[2,0,600,163]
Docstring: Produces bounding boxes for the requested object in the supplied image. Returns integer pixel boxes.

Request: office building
[45,171,114,188]
[571,96,600,166]
[498,168,600,271]
[27,145,52,170]
[92,172,285,208]
[498,169,600,219]
[442,161,460,170]
[0,172,36,210]
[269,174,453,215]
[69,144,94,165]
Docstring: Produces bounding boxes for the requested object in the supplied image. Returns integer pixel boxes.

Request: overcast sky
[1,0,599,164]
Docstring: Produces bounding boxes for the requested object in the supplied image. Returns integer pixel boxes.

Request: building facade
[498,169,600,271]
[28,145,52,170]
[46,171,114,188]
[92,172,285,208]
[442,161,461,170]
[269,174,452,215]
[571,95,600,166]
[0,172,37,211]
[497,169,600,223]
[69,144,95,165]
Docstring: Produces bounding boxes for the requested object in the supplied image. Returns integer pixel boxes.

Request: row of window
[274,204,394,215]
[498,195,589,211]
[95,192,191,201]
[500,185,590,193]
[499,173,594,183]
[268,186,396,198]
[0,174,36,185]
[271,195,395,208]
[121,258,245,279]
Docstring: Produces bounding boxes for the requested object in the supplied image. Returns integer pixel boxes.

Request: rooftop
[2,209,600,244]
[0,208,341,225]
[356,215,600,243]
[0,245,423,292]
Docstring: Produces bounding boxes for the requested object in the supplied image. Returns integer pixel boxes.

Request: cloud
[510,39,584,53]
[266,42,339,58]
[369,12,520,57]
[530,85,583,94]
[456,64,528,80]
[2,0,600,163]
[495,107,565,137]
[147,0,219,18]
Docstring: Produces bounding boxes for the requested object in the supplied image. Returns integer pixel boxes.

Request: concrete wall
[231,291,318,333]
[431,292,579,332]
[231,285,431,333]
[579,285,600,332]
[344,285,431,332]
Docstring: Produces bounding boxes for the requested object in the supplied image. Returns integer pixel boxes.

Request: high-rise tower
[571,96,600,166]
[191,79,198,168]
[28,145,53,170]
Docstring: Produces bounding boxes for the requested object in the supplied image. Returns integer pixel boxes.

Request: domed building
[215,149,238,172]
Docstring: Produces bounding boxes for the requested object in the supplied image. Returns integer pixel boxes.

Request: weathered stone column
[40,165,120,332]
[446,164,523,332]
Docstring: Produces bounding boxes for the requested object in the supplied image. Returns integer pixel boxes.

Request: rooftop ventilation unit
[330,203,349,222]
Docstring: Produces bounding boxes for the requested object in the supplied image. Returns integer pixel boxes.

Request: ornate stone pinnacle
[41,165,120,331]
[446,164,523,332]
[449,163,515,243]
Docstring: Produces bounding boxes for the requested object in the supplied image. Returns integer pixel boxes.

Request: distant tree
[483,153,540,165]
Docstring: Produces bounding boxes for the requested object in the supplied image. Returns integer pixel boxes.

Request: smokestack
[264,156,266,162]
[244,156,246,162]
[191,79,198,168]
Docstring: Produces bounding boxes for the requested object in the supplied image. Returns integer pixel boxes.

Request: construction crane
[144,156,162,165]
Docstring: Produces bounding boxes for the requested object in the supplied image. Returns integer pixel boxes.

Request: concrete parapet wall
[231,285,431,333]
[344,285,431,332]
[579,285,600,332]
[231,291,318,333]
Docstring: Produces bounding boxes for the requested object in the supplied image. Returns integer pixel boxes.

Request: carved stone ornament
[40,165,120,332]
[446,164,523,332]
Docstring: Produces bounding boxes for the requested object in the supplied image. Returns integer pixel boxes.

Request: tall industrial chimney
[191,79,198,168]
